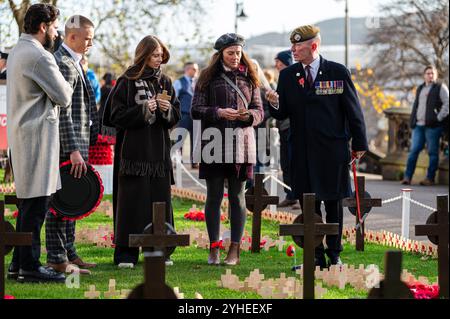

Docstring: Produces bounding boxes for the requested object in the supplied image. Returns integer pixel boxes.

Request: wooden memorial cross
[156,90,171,101]
[245,173,279,253]
[415,195,449,299]
[279,193,339,299]
[128,202,190,299]
[342,176,381,251]
[368,251,413,299]
[0,197,32,299]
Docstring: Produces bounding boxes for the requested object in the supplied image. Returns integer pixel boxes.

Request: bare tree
[368,0,449,99]
[0,0,212,70]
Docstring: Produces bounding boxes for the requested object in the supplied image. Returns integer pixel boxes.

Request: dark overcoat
[106,67,180,247]
[270,56,368,201]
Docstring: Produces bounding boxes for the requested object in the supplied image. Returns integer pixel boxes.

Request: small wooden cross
[342,176,381,251]
[279,193,339,299]
[0,197,32,299]
[104,279,121,298]
[156,90,171,101]
[415,195,449,298]
[84,285,100,299]
[245,173,279,253]
[368,251,413,299]
[128,202,190,299]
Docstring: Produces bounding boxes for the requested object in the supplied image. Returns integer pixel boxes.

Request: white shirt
[269,56,321,110]
[61,43,85,85]
[302,56,320,82]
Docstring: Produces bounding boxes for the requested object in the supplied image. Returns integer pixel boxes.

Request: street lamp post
[235,0,248,34]
[344,0,350,68]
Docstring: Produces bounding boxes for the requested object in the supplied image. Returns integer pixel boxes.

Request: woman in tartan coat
[191,33,264,265]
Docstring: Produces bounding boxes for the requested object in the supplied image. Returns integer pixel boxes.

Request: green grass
[2,196,438,299]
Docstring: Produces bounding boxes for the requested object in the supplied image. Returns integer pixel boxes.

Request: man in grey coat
[46,15,99,274]
[6,3,72,283]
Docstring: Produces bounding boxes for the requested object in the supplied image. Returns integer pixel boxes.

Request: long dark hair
[196,49,260,91]
[124,35,170,80]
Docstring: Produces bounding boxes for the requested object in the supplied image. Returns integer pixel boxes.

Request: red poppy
[4,295,15,299]
[211,240,225,250]
[286,245,296,257]
[408,282,439,299]
[12,210,19,219]
[298,78,305,87]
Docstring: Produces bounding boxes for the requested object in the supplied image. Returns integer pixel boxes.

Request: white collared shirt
[302,56,320,82]
[61,43,85,84]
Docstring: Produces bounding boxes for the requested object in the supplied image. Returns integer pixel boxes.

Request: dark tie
[305,65,313,88]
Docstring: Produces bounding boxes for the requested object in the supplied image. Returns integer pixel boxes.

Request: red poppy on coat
[298,78,305,87]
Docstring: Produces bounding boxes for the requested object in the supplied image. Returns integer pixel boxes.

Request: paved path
[176,161,448,241]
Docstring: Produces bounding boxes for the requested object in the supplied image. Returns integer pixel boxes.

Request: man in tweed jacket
[45,15,99,274]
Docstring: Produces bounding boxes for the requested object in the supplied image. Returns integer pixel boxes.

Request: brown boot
[224,242,240,266]
[419,178,435,186]
[208,247,220,265]
[70,257,97,269]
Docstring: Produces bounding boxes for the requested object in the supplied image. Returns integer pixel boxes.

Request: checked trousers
[45,211,79,264]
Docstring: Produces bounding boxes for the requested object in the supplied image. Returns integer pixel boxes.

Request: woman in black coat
[108,35,180,267]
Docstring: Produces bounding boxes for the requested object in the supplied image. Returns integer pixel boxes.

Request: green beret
[290,25,320,43]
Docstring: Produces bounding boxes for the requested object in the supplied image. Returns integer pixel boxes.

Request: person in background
[80,55,101,105]
[99,72,115,129]
[263,69,276,90]
[402,65,449,186]
[0,50,8,79]
[173,62,199,168]
[273,50,300,210]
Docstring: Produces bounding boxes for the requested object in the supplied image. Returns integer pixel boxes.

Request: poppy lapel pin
[298,77,305,88]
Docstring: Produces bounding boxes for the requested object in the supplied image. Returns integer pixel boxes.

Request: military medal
[315,80,344,95]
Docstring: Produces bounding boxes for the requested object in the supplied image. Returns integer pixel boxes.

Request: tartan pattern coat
[190,67,264,180]
[54,46,99,161]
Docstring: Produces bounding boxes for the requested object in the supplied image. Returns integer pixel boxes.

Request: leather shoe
[315,255,328,269]
[291,201,301,210]
[401,178,411,185]
[17,266,65,283]
[7,263,19,280]
[328,257,343,267]
[70,257,97,269]
[48,262,91,275]
[419,179,434,186]
[191,163,199,169]
[278,199,297,208]
[291,256,327,271]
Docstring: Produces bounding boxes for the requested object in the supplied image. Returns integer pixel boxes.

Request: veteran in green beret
[266,25,368,268]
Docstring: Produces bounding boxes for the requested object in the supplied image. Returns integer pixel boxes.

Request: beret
[290,25,320,43]
[214,33,245,51]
